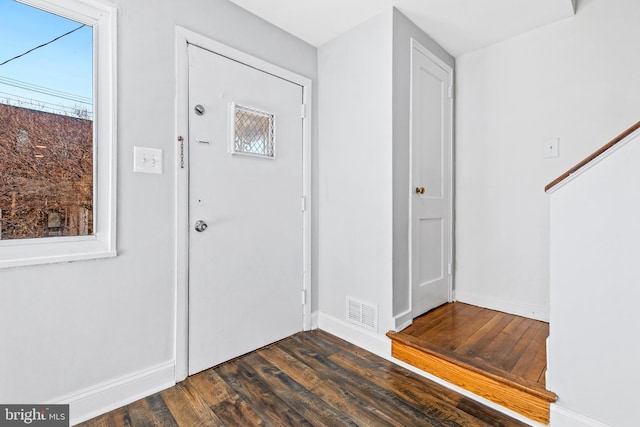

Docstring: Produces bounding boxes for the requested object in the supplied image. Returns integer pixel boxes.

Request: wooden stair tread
[387,331,556,402]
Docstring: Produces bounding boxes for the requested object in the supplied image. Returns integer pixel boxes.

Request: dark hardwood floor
[78,330,527,426]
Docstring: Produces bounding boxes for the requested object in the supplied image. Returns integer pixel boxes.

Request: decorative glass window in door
[229,102,275,158]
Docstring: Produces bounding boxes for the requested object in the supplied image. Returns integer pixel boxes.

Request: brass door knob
[415,187,425,195]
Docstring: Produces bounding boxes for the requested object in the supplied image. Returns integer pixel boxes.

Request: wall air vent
[346,297,378,332]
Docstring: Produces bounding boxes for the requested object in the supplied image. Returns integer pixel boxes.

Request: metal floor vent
[346,297,378,332]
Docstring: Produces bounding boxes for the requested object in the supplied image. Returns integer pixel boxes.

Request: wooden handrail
[545,120,640,192]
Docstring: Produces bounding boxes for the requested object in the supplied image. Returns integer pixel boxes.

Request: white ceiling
[227,0,576,56]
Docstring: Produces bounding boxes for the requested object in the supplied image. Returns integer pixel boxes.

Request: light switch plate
[134,146,163,174]
[543,138,559,158]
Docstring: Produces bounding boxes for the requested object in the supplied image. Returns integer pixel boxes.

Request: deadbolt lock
[194,104,205,116]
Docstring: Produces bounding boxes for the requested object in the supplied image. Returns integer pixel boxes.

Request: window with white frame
[0,0,117,268]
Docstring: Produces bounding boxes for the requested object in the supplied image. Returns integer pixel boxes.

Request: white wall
[318,8,454,345]
[455,0,640,321]
[0,0,316,423]
[548,129,640,427]
[318,10,395,339]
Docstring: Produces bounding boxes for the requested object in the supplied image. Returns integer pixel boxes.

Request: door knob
[415,187,425,195]
[194,220,208,232]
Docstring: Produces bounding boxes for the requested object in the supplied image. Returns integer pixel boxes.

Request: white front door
[411,42,453,318]
[187,44,304,375]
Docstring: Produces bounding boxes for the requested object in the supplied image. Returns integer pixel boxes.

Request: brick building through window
[0,102,93,240]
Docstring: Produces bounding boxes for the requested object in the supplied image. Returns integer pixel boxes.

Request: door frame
[408,38,454,318]
[174,26,313,381]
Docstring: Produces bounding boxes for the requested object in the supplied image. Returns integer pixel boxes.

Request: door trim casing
[174,26,313,382]
[408,38,454,320]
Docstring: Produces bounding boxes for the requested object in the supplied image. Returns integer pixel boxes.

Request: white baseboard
[550,405,610,427]
[317,311,390,356]
[52,361,175,426]
[393,309,413,332]
[310,310,319,330]
[454,290,549,322]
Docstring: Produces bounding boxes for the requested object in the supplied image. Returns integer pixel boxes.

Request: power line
[0,76,91,104]
[0,24,86,67]
[0,91,90,111]
[0,92,93,119]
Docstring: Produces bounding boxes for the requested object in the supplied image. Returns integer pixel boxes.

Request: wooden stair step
[387,331,557,424]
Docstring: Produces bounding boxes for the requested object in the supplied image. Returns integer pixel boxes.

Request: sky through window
[0,0,92,118]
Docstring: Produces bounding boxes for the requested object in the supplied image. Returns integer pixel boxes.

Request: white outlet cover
[543,138,559,158]
[134,146,163,174]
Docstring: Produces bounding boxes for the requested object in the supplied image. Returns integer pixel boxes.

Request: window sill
[0,236,116,269]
